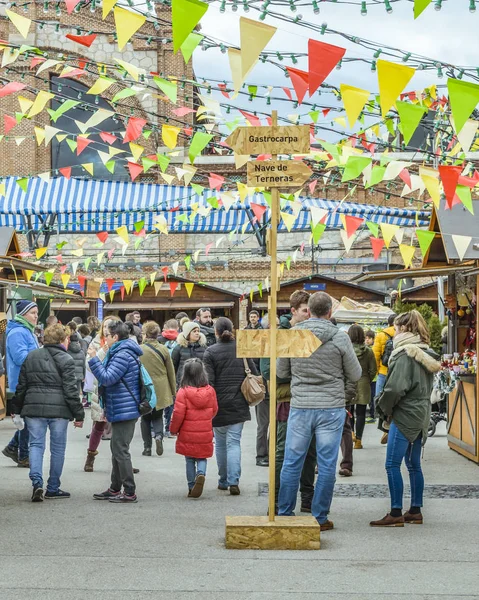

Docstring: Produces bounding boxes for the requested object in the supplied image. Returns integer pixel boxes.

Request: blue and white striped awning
[0,177,430,233]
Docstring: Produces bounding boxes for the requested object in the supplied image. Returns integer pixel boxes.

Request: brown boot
[380,432,389,445]
[354,439,363,450]
[84,450,98,472]
[370,513,404,527]
[403,511,423,524]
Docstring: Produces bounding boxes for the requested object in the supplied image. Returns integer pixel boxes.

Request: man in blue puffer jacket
[87,321,142,503]
[2,300,39,467]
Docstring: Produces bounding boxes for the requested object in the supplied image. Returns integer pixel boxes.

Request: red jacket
[170,385,218,459]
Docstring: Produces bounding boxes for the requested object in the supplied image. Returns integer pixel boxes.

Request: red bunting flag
[100,132,117,145]
[282,87,293,101]
[309,179,317,195]
[208,173,225,191]
[4,114,16,134]
[77,136,94,156]
[183,127,193,136]
[438,165,462,209]
[399,168,412,189]
[59,68,85,78]
[127,162,143,182]
[78,275,87,289]
[286,67,309,105]
[205,242,213,256]
[65,0,82,14]
[108,248,115,260]
[169,282,178,296]
[173,106,196,116]
[30,57,45,70]
[0,82,26,98]
[96,231,108,244]
[120,285,125,301]
[322,108,331,118]
[60,265,68,274]
[217,84,230,99]
[65,33,97,47]
[123,117,147,143]
[370,237,385,261]
[105,278,115,292]
[343,215,364,238]
[308,39,346,96]
[458,171,479,188]
[250,203,267,222]
[239,110,261,127]
[161,266,168,282]
[59,167,71,179]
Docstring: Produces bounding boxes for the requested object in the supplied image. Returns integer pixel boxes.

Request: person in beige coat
[139,321,176,457]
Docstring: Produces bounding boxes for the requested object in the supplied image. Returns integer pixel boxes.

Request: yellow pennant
[340,84,370,128]
[6,9,32,38]
[162,124,180,149]
[377,60,415,117]
[114,7,146,51]
[154,282,163,295]
[114,58,144,82]
[123,280,133,295]
[25,269,34,282]
[185,282,194,297]
[150,272,157,287]
[82,163,94,176]
[109,290,115,302]
[380,223,400,248]
[102,0,118,19]
[28,91,55,118]
[35,247,48,259]
[61,273,71,288]
[160,172,176,185]
[239,17,276,80]
[116,226,129,245]
[0,182,5,197]
[228,48,243,96]
[399,244,416,268]
[419,167,440,208]
[34,127,45,146]
[129,143,144,162]
[71,248,84,257]
[280,211,296,232]
[86,77,115,96]
[18,96,34,113]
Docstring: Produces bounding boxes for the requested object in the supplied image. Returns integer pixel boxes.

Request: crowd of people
[2,296,440,529]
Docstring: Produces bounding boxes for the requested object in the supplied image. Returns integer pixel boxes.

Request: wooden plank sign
[226,125,310,155]
[247,160,312,188]
[236,329,322,358]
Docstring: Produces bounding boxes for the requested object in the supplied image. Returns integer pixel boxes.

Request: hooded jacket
[203,339,256,427]
[377,343,441,443]
[5,319,39,392]
[351,343,377,405]
[88,338,142,423]
[68,333,86,382]
[14,344,85,421]
[171,332,207,387]
[140,339,176,410]
[169,385,218,458]
[198,322,216,347]
[372,325,395,376]
[277,318,362,410]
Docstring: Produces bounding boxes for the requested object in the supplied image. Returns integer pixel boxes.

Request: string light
[470,0,476,12]
[384,0,393,12]
[434,0,443,10]
[360,1,367,15]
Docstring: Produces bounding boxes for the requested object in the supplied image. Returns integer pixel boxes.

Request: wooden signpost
[225,112,320,551]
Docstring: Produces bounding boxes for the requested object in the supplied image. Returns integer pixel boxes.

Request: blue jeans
[164,401,174,432]
[279,407,346,524]
[25,417,69,492]
[214,422,244,487]
[8,424,29,461]
[385,422,424,509]
[185,457,207,489]
[375,373,387,396]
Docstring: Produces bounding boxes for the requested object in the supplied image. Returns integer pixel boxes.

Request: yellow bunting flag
[399,244,416,268]
[61,273,71,289]
[109,290,115,302]
[102,0,118,19]
[116,226,129,245]
[71,248,84,257]
[451,234,472,262]
[154,282,163,295]
[228,48,243,96]
[25,270,34,282]
[123,280,133,295]
[129,143,144,162]
[377,60,415,117]
[149,272,157,286]
[86,77,115,96]
[340,229,356,253]
[35,247,48,259]
[18,96,34,114]
[0,182,5,198]
[114,58,144,82]
[162,124,180,149]
[6,9,32,39]
[419,167,440,208]
[82,163,94,176]
[380,223,399,248]
[114,7,146,51]
[239,17,276,80]
[185,282,194,297]
[28,91,55,118]
[34,127,45,146]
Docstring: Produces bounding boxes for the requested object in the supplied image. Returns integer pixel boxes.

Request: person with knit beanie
[2,300,39,468]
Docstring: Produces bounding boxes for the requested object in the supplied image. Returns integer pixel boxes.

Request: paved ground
[0,412,478,599]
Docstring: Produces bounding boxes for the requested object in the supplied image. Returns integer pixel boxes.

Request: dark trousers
[340,413,353,472]
[275,420,316,506]
[255,399,270,460]
[140,408,164,448]
[348,404,367,440]
[369,382,376,418]
[164,401,174,432]
[110,419,137,495]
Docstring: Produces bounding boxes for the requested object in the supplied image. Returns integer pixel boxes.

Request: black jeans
[350,404,367,440]
[275,420,316,507]
[140,408,164,448]
[255,399,270,460]
[111,419,137,495]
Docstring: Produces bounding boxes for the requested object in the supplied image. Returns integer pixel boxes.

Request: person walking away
[260,290,316,513]
[170,358,218,498]
[13,324,84,502]
[72,316,83,327]
[372,313,396,443]
[88,321,142,503]
[77,324,92,355]
[83,316,121,472]
[175,312,189,330]
[195,308,216,347]
[348,325,377,450]
[365,330,377,422]
[140,321,176,457]
[245,310,263,330]
[277,292,362,530]
[87,316,101,339]
[370,310,441,527]
[2,300,39,468]
[158,319,179,351]
[203,317,257,495]
[67,330,86,403]
[46,315,58,328]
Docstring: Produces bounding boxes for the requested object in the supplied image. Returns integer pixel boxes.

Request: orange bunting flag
[169,282,179,296]
[59,167,71,179]
[438,165,462,209]
[370,237,385,261]
[77,136,93,156]
[308,39,346,96]
[127,162,143,182]
[340,214,364,239]
[124,117,147,143]
[286,67,309,105]
[65,33,97,47]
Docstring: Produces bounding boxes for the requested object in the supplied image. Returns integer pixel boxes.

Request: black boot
[142,446,152,456]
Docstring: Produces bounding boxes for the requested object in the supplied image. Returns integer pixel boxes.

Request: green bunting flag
[142,157,157,173]
[157,155,170,172]
[16,177,28,193]
[191,183,205,196]
[341,156,371,183]
[414,0,432,18]
[138,277,147,295]
[172,0,208,53]
[415,229,436,258]
[448,78,479,135]
[153,77,178,104]
[44,272,54,286]
[134,220,145,232]
[366,221,379,237]
[396,101,427,145]
[312,223,326,244]
[184,255,192,270]
[365,166,386,189]
[180,32,204,63]
[48,99,80,123]
[456,185,474,215]
[188,132,213,163]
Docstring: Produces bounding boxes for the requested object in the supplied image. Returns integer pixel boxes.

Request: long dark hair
[215,316,234,342]
[180,358,209,388]
[348,324,365,345]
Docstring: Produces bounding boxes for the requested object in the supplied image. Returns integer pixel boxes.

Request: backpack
[122,355,157,415]
[164,339,178,354]
[381,332,393,367]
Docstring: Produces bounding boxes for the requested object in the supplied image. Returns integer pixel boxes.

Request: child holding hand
[170,358,218,498]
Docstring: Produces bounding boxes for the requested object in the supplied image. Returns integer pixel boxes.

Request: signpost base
[225,516,320,550]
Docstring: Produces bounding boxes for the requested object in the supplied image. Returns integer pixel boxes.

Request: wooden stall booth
[101,276,241,329]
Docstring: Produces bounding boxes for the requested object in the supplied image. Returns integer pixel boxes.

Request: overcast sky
[190,1,477,130]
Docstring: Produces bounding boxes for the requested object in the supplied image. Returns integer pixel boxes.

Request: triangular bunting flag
[169,282,179,296]
[102,0,118,19]
[415,229,436,257]
[451,234,472,261]
[127,162,143,182]
[399,244,416,268]
[342,156,371,182]
[286,67,309,105]
[180,32,203,63]
[239,17,276,80]
[438,165,462,209]
[340,214,364,238]
[250,203,267,222]
[455,185,474,215]
[370,237,385,260]
[172,0,208,53]
[380,222,399,248]
[396,101,426,145]
[414,0,432,18]
[185,282,194,297]
[448,78,479,135]
[340,229,356,253]
[5,9,31,38]
[154,282,163,295]
[308,39,345,96]
[340,84,370,128]
[377,60,415,117]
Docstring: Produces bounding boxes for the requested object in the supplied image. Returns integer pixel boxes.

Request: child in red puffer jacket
[170,358,218,498]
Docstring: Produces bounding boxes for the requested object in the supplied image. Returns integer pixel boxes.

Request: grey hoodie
[277,318,362,409]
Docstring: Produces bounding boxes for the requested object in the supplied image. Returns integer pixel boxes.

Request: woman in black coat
[171,321,207,387]
[14,324,84,502]
[203,317,257,495]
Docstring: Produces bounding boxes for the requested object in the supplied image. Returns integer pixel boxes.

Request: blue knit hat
[16,300,38,316]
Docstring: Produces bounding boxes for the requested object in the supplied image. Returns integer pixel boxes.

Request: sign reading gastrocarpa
[226,125,310,155]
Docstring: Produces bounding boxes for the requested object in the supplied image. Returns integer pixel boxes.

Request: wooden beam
[225,516,320,550]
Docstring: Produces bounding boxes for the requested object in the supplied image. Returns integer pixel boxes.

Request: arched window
[50,76,128,181]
